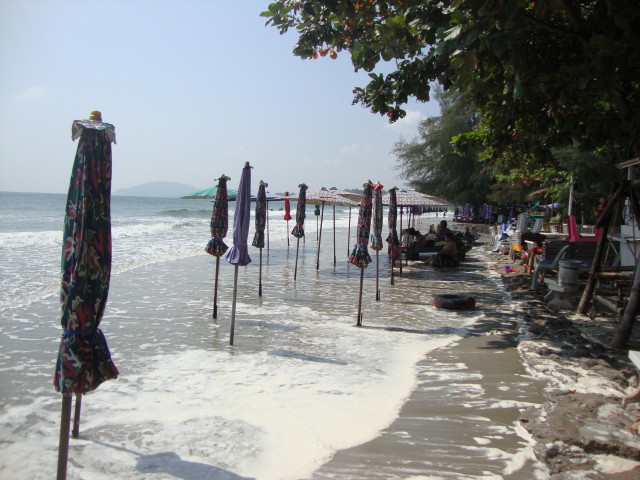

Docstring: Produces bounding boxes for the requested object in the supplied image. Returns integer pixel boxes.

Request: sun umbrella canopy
[327,187,361,202]
[370,183,384,251]
[182,185,238,199]
[306,188,359,207]
[382,190,447,207]
[54,118,119,395]
[205,174,231,257]
[349,182,374,268]
[252,181,267,249]
[226,163,252,266]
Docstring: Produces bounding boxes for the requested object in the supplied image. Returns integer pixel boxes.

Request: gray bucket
[558,260,581,286]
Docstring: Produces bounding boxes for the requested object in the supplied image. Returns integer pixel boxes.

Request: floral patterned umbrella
[370,183,384,300]
[283,191,292,247]
[252,181,267,296]
[349,181,374,326]
[292,183,308,280]
[54,112,119,480]
[385,187,400,285]
[205,174,230,319]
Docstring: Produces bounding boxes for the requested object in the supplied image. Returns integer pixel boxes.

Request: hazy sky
[0,0,439,194]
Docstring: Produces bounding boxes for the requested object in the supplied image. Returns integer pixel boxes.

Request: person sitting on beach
[401,229,412,251]
[424,232,459,268]
[435,220,452,242]
[413,230,427,247]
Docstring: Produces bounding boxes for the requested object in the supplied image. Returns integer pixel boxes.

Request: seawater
[0,191,542,479]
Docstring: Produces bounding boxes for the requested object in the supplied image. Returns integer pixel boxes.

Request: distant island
[114,181,199,198]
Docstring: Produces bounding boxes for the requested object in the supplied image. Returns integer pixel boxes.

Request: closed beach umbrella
[385,187,400,285]
[54,111,119,480]
[292,183,308,281]
[283,191,292,247]
[252,181,267,296]
[370,182,384,300]
[205,174,230,319]
[349,181,374,326]
[226,162,252,345]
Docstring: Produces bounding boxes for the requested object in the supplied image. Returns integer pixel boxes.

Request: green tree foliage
[262,0,640,167]
[393,87,492,205]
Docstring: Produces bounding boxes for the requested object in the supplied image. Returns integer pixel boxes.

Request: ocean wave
[159,208,211,218]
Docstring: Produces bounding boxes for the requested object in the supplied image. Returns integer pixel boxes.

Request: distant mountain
[114,181,199,198]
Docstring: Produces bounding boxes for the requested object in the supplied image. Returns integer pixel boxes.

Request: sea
[0,191,547,479]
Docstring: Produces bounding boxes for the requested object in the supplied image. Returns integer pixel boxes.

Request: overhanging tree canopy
[263,0,640,162]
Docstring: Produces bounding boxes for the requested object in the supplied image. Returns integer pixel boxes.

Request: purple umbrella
[370,182,384,301]
[385,187,400,285]
[54,111,119,480]
[252,181,267,296]
[349,181,373,326]
[205,174,230,319]
[226,162,252,345]
[291,183,308,281]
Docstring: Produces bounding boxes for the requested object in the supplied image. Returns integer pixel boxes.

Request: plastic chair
[567,215,597,243]
[531,245,571,290]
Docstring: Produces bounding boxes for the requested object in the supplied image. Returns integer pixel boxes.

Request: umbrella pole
[259,249,263,297]
[347,207,352,255]
[399,208,403,275]
[356,268,364,326]
[333,205,336,265]
[56,394,72,480]
[294,237,301,281]
[286,221,290,247]
[71,394,82,438]
[376,250,380,301]
[266,201,270,253]
[230,265,239,345]
[316,202,325,270]
[213,256,220,319]
[391,250,395,285]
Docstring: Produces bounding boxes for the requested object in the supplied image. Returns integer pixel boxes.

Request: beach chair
[531,244,571,290]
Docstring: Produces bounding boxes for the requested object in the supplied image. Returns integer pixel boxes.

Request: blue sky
[0,0,439,194]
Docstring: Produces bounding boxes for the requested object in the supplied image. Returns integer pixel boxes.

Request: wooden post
[578,182,626,314]
[213,256,220,319]
[294,237,300,281]
[56,394,72,480]
[316,202,325,270]
[356,268,364,326]
[230,265,239,345]
[258,249,263,297]
[376,250,380,300]
[71,394,82,439]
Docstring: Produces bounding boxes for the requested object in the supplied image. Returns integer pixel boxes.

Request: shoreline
[314,232,640,479]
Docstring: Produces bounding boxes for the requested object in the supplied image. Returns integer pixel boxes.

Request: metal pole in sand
[71,394,82,438]
[294,237,301,281]
[316,202,325,270]
[347,207,352,255]
[56,394,72,480]
[356,268,365,326]
[230,264,239,345]
[376,250,380,300]
[399,207,403,275]
[213,256,220,319]
[333,205,337,265]
[258,249,263,296]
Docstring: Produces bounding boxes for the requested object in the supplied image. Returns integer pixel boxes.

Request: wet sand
[314,235,640,479]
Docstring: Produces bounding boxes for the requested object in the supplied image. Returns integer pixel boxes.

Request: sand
[314,238,640,479]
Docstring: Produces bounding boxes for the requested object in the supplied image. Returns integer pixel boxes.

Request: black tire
[433,294,476,310]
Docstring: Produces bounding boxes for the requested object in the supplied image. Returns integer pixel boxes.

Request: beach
[1,192,639,479]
